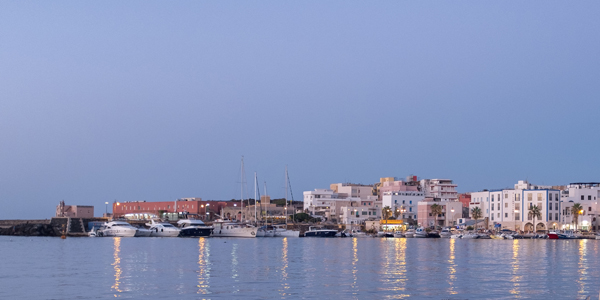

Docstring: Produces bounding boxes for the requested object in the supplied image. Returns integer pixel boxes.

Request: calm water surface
[2,236,600,299]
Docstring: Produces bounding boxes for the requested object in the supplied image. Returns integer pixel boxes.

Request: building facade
[56,201,94,218]
[420,179,458,201]
[112,198,229,221]
[560,183,600,231]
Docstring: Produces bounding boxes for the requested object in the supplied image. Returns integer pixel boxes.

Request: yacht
[414,227,428,238]
[135,226,152,237]
[147,220,180,237]
[177,219,212,237]
[256,225,275,237]
[351,229,368,238]
[273,224,300,238]
[304,226,337,237]
[211,220,256,238]
[440,228,452,238]
[404,229,415,238]
[461,232,480,239]
[393,231,404,238]
[101,221,138,237]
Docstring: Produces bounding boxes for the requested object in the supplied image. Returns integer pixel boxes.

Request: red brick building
[112,198,235,221]
[458,193,471,208]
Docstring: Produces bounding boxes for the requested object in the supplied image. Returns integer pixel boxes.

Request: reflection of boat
[211,220,256,238]
[177,219,212,237]
[147,220,180,237]
[414,227,427,238]
[101,221,137,237]
[304,226,337,237]
[404,229,415,238]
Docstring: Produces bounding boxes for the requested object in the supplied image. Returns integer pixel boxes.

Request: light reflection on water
[2,237,600,299]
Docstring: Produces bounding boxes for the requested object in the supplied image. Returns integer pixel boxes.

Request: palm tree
[430,204,442,230]
[471,207,482,232]
[393,207,401,220]
[571,203,583,231]
[382,206,392,231]
[528,205,541,233]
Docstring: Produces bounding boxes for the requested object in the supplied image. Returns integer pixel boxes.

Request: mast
[264,181,268,226]
[285,165,288,229]
[254,172,257,226]
[241,156,245,223]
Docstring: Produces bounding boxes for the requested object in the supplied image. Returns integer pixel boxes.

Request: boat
[100,221,138,237]
[595,233,600,240]
[272,166,301,238]
[393,231,404,238]
[440,228,452,238]
[304,226,337,237]
[335,229,353,237]
[147,220,181,237]
[450,234,462,239]
[404,229,415,238]
[351,229,368,238]
[211,220,256,238]
[414,227,428,238]
[490,234,505,240]
[257,225,275,237]
[428,230,441,238]
[134,226,152,237]
[461,232,480,239]
[477,233,492,239]
[88,226,102,237]
[177,219,212,237]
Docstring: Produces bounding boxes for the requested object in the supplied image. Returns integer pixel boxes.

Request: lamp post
[206,203,210,221]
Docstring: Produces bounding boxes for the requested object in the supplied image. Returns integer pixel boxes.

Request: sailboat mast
[285,165,288,228]
[254,172,257,226]
[241,156,245,223]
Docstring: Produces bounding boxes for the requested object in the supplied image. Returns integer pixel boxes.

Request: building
[56,201,94,218]
[420,179,458,201]
[112,198,229,221]
[381,190,423,221]
[458,193,471,208]
[330,182,375,200]
[417,198,463,228]
[304,188,381,224]
[560,183,600,231]
[470,180,562,232]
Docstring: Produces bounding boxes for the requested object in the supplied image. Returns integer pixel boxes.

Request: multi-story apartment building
[330,183,375,200]
[560,182,600,231]
[417,199,463,228]
[470,180,561,232]
[304,187,381,224]
[381,190,423,221]
[420,179,458,201]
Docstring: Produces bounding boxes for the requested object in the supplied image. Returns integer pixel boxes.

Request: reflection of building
[560,183,600,231]
[112,198,229,221]
[56,201,94,218]
[470,180,562,232]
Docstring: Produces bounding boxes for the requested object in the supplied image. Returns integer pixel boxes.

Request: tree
[393,207,401,220]
[471,207,482,232]
[571,203,583,231]
[528,205,541,233]
[430,204,442,230]
[382,206,392,231]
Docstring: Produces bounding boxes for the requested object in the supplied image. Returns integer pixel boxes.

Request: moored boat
[440,228,452,238]
[404,229,415,238]
[211,220,256,238]
[147,220,181,237]
[414,227,427,238]
[177,219,212,237]
[101,221,138,237]
[304,226,337,237]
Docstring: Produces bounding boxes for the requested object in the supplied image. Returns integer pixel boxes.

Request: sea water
[1,236,599,299]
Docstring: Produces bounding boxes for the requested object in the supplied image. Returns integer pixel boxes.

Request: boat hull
[304,230,337,237]
[179,227,212,237]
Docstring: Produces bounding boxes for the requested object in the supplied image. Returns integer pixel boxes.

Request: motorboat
[335,229,353,237]
[304,226,337,237]
[393,231,404,238]
[177,219,212,237]
[428,230,441,238]
[414,227,428,238]
[211,220,256,238]
[450,234,462,239]
[548,232,559,239]
[440,228,452,238]
[477,233,491,239]
[101,221,138,237]
[595,233,600,240]
[404,229,415,238]
[461,232,480,239]
[351,229,368,238]
[147,220,181,237]
[273,224,300,238]
[135,226,152,237]
[256,226,275,237]
[88,226,103,237]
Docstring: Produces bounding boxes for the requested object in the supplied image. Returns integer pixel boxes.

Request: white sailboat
[274,166,300,238]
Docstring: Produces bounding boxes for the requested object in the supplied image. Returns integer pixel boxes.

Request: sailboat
[212,156,256,238]
[273,166,300,238]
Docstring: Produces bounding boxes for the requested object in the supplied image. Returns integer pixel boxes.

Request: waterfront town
[26,175,597,238]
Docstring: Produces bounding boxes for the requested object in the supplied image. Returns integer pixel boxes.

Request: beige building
[56,201,94,218]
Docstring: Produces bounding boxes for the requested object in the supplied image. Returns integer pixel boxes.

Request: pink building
[417,198,463,228]
[458,193,471,208]
[377,176,420,200]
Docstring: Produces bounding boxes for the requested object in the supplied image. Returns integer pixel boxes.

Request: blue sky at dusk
[1,2,599,218]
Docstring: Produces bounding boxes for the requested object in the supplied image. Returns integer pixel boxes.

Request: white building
[470,180,562,232]
[303,189,363,223]
[560,182,600,231]
[381,190,424,221]
[420,179,458,201]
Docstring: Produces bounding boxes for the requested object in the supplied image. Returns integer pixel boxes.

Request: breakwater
[0,218,108,237]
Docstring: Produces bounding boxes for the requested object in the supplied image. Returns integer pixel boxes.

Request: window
[402,200,405,204]
[528,194,532,201]
[492,205,494,211]
[537,193,542,201]
[395,200,397,204]
[362,211,367,215]
[516,194,520,201]
[492,195,494,202]
[505,194,508,199]
[581,195,584,200]
[515,203,520,210]
[409,207,412,212]
[549,203,552,210]
[549,214,552,221]
[589,207,592,212]
[505,213,508,218]
[589,196,592,200]
[491,214,494,221]
[555,213,558,220]
[515,213,520,221]
[497,213,500,218]
[410,201,412,204]
[497,203,500,210]
[505,203,508,208]
[528,214,532,221]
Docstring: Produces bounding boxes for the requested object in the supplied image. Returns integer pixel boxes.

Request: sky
[1,2,599,219]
